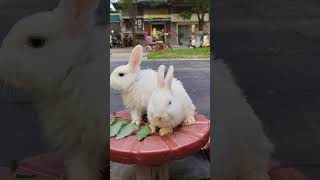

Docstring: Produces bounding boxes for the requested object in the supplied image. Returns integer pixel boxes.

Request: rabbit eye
[118,73,125,77]
[168,101,172,105]
[27,36,47,48]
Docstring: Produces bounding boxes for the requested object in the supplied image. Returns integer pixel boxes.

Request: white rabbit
[147,65,196,136]
[110,45,158,126]
[0,0,106,180]
[213,61,273,180]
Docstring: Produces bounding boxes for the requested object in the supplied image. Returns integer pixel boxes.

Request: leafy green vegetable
[10,160,17,173]
[110,115,116,125]
[110,119,127,137]
[15,174,36,178]
[116,123,138,140]
[137,125,151,141]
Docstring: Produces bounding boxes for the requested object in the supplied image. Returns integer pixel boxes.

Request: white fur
[213,60,273,180]
[147,65,196,128]
[110,45,158,125]
[0,0,106,180]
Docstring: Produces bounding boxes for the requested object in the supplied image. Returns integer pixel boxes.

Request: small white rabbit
[0,0,106,180]
[110,45,158,126]
[147,65,196,136]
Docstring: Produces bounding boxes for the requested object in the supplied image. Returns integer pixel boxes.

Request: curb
[111,58,210,62]
[148,58,210,61]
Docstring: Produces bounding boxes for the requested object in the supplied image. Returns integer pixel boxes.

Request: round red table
[110,110,210,180]
[269,161,309,180]
[0,156,308,180]
[110,110,309,180]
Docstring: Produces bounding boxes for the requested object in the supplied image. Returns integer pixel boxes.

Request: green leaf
[137,125,151,141]
[15,174,36,178]
[110,119,127,137]
[10,160,18,173]
[179,10,193,20]
[110,115,116,125]
[116,123,138,140]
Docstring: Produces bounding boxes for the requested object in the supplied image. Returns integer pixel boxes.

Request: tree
[118,0,138,46]
[179,0,210,31]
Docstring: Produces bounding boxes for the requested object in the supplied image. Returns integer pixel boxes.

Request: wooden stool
[110,110,210,180]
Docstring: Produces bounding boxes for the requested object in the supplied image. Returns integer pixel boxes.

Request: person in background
[152,28,158,41]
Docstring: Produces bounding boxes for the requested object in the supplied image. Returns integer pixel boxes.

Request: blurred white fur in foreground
[213,60,273,180]
[0,0,106,179]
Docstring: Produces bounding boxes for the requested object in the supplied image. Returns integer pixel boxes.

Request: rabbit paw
[131,113,142,126]
[183,115,196,126]
[159,128,173,136]
[149,125,157,134]
[131,119,141,126]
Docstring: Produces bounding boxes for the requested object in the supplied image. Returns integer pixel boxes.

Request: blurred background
[0,0,107,167]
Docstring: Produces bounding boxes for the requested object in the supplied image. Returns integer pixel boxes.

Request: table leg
[135,163,169,180]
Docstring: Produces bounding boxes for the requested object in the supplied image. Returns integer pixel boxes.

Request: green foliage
[137,125,151,141]
[179,0,210,18]
[144,1,169,7]
[110,115,116,125]
[110,117,152,141]
[10,160,18,173]
[117,0,132,10]
[179,10,193,20]
[178,0,210,31]
[148,48,210,60]
[110,119,127,137]
[116,123,138,140]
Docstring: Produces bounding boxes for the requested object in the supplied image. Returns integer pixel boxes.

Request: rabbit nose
[154,112,167,121]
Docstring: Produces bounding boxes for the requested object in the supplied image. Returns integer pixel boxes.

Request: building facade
[111,0,210,46]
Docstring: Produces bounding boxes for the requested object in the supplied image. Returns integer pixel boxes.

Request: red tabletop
[110,110,210,166]
[269,161,309,180]
[0,158,309,180]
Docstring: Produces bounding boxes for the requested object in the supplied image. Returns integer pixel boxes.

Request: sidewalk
[110,45,195,61]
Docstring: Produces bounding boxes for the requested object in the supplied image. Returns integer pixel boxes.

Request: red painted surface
[0,159,309,180]
[0,159,308,180]
[0,167,11,178]
[144,22,151,36]
[269,160,309,180]
[167,22,171,34]
[15,153,65,180]
[110,110,210,166]
[0,112,308,180]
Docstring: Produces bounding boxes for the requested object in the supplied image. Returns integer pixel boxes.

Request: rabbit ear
[158,65,165,88]
[165,65,174,90]
[128,45,143,72]
[55,0,100,33]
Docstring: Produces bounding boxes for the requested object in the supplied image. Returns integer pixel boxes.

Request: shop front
[110,13,121,33]
[144,14,171,42]
[171,14,210,45]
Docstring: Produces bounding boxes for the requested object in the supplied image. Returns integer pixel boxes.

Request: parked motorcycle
[110,30,123,48]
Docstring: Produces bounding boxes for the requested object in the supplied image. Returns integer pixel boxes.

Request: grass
[147,47,210,60]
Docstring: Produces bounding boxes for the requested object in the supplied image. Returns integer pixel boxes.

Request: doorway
[178,25,192,46]
[151,24,165,41]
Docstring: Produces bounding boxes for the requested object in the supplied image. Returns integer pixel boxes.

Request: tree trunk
[132,19,137,46]
[198,18,204,31]
[127,0,137,47]
[132,0,138,46]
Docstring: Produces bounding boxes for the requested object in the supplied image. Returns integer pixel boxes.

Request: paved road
[110,60,210,118]
[110,60,210,179]
[214,0,320,179]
